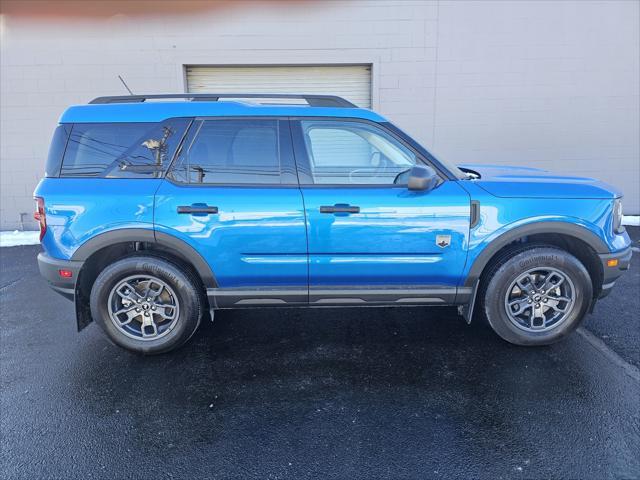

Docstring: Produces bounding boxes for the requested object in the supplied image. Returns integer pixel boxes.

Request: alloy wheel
[107,275,180,341]
[504,267,575,333]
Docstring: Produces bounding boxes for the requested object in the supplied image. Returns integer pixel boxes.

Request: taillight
[34,196,46,241]
[58,269,73,278]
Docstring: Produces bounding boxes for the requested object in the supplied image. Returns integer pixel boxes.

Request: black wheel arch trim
[71,228,217,288]
[463,221,610,288]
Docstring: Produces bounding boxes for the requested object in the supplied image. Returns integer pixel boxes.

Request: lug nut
[543,298,548,303]
[151,306,156,311]
[535,303,540,308]
[144,312,149,317]
[136,308,141,312]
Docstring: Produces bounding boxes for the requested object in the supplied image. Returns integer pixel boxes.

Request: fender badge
[436,234,451,248]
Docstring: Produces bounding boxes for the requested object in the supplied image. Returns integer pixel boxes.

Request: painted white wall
[1,0,638,230]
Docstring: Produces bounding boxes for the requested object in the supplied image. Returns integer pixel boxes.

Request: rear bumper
[37,253,83,301]
[598,246,632,299]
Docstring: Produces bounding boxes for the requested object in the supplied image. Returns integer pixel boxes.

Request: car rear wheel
[90,256,203,354]
[480,246,593,346]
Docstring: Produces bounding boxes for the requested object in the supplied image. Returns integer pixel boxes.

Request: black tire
[90,255,203,354]
[480,246,592,346]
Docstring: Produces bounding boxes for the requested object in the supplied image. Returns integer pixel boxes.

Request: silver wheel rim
[107,275,180,341]
[504,267,575,333]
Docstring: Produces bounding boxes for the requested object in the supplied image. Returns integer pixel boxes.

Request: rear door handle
[177,204,219,215]
[319,204,360,214]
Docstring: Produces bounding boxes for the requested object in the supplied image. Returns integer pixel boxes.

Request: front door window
[300,120,417,185]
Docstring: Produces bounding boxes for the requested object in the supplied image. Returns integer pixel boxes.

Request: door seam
[287,117,311,304]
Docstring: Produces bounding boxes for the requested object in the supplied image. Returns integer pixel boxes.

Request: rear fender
[71,228,216,331]
[71,228,216,288]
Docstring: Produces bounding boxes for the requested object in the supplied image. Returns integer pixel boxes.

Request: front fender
[455,182,631,288]
[462,218,609,288]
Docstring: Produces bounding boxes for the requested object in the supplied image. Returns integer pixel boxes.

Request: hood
[459,163,622,199]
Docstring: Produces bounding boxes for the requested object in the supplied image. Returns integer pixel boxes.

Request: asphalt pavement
[1,230,639,479]
[584,226,640,368]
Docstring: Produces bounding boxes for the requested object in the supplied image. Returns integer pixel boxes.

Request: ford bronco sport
[35,93,632,354]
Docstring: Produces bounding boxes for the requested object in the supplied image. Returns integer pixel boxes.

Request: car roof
[59,100,387,124]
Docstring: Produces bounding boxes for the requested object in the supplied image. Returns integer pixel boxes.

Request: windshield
[382,122,469,180]
[425,146,475,179]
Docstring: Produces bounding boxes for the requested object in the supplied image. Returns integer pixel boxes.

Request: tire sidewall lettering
[139,261,183,290]
[517,254,563,270]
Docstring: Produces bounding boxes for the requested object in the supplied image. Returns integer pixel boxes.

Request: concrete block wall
[1,0,638,230]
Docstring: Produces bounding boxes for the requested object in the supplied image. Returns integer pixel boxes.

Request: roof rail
[88,93,357,108]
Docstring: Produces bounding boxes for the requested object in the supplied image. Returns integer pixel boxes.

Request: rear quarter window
[60,119,190,178]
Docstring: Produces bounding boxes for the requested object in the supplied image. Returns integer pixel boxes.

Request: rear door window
[172,119,282,185]
[60,119,190,178]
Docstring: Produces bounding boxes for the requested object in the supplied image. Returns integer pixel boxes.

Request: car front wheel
[481,246,593,346]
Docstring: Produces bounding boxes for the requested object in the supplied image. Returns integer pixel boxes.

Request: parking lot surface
[1,229,638,479]
[584,227,640,368]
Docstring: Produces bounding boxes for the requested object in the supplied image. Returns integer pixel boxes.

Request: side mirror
[407,165,440,191]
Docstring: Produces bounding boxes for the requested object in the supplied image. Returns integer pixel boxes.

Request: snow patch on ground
[623,216,640,227]
[0,231,40,247]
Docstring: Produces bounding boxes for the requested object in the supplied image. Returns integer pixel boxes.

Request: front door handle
[177,204,219,215]
[319,204,360,214]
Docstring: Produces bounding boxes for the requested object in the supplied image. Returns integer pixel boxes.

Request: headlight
[612,198,624,234]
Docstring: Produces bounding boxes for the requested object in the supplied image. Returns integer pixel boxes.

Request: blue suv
[35,93,632,354]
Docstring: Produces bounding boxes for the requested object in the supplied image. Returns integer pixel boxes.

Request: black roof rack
[89,93,357,108]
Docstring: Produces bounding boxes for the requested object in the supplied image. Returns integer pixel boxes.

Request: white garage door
[186,65,371,108]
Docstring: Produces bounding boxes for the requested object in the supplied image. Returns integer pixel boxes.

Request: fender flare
[71,228,217,288]
[463,221,609,288]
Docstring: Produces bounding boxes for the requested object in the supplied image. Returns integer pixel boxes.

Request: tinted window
[60,119,189,178]
[183,119,281,184]
[301,120,416,185]
[45,124,71,177]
